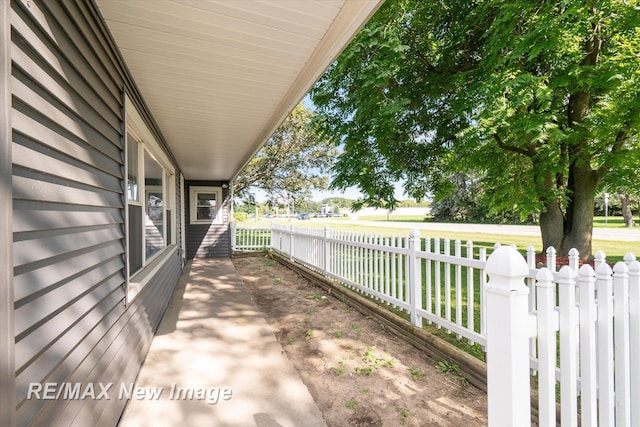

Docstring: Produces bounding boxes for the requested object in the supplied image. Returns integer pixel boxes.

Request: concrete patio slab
[118,258,326,427]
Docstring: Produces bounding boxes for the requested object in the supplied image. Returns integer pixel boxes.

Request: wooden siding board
[136,251,181,330]
[14,257,124,335]
[14,273,124,372]
[57,0,124,97]
[14,297,126,426]
[12,109,122,177]
[1,0,15,424]
[14,288,124,398]
[36,253,179,426]
[13,241,124,300]
[62,312,148,426]
[9,0,183,425]
[12,173,123,208]
[11,37,121,132]
[13,138,121,191]
[12,0,122,106]
[12,75,122,160]
[12,206,122,234]
[12,62,121,144]
[29,309,147,427]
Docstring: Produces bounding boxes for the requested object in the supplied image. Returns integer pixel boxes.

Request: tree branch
[493,133,533,156]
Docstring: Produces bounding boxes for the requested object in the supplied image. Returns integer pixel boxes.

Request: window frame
[124,95,176,303]
[190,186,223,225]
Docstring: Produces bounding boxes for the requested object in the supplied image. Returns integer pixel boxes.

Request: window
[126,133,139,202]
[190,186,223,224]
[124,96,176,303]
[144,149,164,260]
[126,134,143,275]
[125,109,175,278]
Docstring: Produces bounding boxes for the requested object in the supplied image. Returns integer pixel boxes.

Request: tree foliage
[311,0,640,258]
[234,104,337,205]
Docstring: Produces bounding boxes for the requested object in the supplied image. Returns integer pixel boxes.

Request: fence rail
[234,222,639,426]
[231,222,271,251]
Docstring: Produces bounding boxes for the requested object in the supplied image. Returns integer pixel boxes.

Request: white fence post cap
[485,246,529,295]
[486,245,529,277]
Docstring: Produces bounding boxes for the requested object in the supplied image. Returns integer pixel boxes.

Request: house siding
[1,1,15,426]
[185,181,231,258]
[9,1,181,425]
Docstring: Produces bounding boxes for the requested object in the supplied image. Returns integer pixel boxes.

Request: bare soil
[232,254,488,427]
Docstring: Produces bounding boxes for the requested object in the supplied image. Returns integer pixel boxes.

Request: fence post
[230,221,236,251]
[323,225,330,277]
[289,224,294,261]
[408,229,422,327]
[629,260,640,427]
[485,245,531,427]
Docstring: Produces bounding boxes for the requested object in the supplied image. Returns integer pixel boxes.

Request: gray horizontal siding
[9,0,178,425]
[185,181,231,258]
[9,0,183,425]
[187,224,231,258]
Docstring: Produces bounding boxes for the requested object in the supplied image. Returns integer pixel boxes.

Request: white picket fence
[235,222,640,426]
[230,222,271,251]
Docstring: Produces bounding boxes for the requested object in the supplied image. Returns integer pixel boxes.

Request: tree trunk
[539,200,564,252]
[539,163,600,261]
[620,194,635,227]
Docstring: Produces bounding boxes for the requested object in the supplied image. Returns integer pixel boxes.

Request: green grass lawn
[593,216,629,228]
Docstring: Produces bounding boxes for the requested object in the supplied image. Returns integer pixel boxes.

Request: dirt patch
[233,254,488,427]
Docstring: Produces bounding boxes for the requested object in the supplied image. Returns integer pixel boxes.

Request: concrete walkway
[118,258,326,427]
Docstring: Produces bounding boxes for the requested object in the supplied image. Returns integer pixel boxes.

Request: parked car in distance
[297,213,310,220]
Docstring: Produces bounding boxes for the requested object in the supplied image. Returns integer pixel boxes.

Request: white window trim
[124,95,177,304]
[190,186,223,224]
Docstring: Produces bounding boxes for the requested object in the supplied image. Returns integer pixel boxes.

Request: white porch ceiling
[95,0,383,181]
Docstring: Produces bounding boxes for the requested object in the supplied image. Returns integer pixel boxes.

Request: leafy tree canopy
[311,0,640,258]
[234,104,338,205]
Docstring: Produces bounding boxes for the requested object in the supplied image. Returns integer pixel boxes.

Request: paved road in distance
[325,220,640,242]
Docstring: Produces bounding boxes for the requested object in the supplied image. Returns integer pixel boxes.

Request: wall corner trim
[0,0,16,425]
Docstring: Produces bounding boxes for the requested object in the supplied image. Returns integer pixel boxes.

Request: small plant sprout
[408,367,423,381]
[396,407,409,425]
[345,400,358,410]
[333,361,345,376]
[435,360,469,386]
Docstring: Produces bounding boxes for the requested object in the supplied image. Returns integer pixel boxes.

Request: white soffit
[96,0,384,180]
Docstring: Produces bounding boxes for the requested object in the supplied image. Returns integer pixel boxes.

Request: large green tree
[312,0,640,259]
[234,103,337,206]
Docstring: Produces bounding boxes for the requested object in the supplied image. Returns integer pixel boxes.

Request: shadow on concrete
[118,258,325,427]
